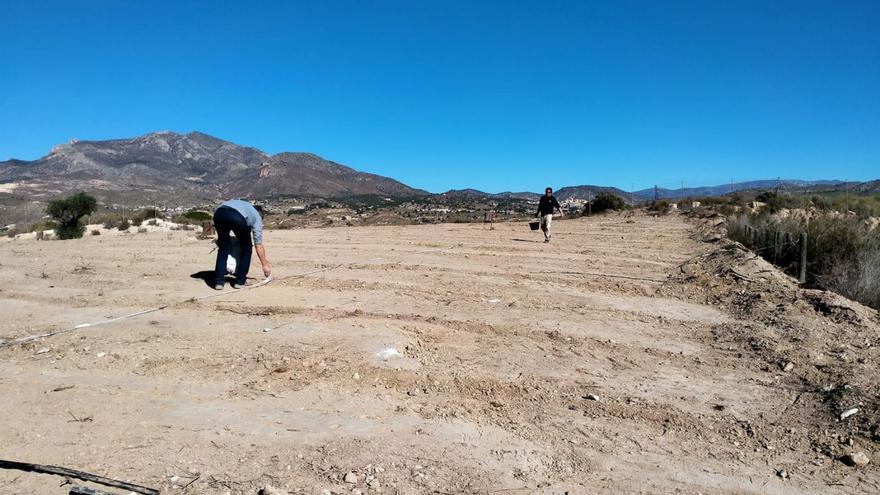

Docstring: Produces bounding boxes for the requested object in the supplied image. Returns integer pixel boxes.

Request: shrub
[729,212,880,310]
[754,191,803,214]
[46,192,98,240]
[589,192,626,214]
[103,219,115,229]
[117,220,130,231]
[648,200,671,213]
[183,210,212,222]
[133,208,160,223]
[91,229,101,236]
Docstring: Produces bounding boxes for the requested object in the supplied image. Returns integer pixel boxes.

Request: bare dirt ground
[0,212,877,494]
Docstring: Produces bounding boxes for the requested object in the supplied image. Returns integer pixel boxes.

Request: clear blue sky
[1,1,878,193]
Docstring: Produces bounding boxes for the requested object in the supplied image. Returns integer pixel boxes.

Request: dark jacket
[537,195,561,216]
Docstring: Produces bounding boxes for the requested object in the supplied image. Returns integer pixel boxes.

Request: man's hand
[255,244,270,278]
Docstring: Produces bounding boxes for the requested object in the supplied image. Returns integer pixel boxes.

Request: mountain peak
[0,131,427,204]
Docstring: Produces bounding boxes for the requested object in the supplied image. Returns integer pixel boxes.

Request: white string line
[0,245,455,347]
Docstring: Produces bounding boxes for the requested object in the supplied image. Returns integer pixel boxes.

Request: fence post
[773,230,780,264]
[799,232,808,284]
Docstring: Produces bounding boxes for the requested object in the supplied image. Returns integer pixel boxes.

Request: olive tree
[46,192,98,239]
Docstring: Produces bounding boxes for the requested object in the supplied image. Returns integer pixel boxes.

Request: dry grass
[729,211,880,310]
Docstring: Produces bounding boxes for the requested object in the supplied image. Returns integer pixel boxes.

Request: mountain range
[1,131,877,219]
[0,131,426,205]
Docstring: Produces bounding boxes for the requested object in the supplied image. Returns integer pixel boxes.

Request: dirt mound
[676,235,880,463]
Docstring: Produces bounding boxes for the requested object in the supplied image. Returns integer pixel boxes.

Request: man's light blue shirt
[219,199,264,245]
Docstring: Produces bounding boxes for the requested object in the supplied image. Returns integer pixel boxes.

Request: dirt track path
[0,213,875,494]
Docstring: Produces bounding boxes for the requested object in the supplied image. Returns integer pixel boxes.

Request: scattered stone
[839,408,859,421]
[776,469,789,479]
[782,362,794,372]
[96,352,106,358]
[841,452,870,467]
[36,348,50,354]
[376,348,401,360]
[352,372,360,380]
[258,486,291,495]
[582,393,600,401]
[344,471,358,484]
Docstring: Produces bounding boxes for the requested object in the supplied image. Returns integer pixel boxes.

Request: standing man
[213,199,271,289]
[536,187,564,243]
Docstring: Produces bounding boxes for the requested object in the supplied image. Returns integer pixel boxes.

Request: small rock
[36,348,50,354]
[841,452,870,467]
[258,486,290,495]
[96,352,106,358]
[352,372,360,380]
[782,362,794,372]
[776,469,789,479]
[376,348,401,360]
[582,394,600,401]
[351,490,363,495]
[344,471,358,484]
[840,408,859,421]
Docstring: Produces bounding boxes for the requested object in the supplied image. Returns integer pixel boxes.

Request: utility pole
[631,182,635,205]
[680,180,684,200]
[654,185,658,202]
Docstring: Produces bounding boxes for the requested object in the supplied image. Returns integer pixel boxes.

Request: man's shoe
[544,238,550,243]
[214,283,224,290]
[232,280,249,289]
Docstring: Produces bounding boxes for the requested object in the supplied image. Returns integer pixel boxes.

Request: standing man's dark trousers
[213,206,253,286]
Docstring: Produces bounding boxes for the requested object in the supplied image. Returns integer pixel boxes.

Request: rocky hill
[0,131,427,207]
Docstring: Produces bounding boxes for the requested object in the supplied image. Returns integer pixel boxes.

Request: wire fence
[731,224,809,283]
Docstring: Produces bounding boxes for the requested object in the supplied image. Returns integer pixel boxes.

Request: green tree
[46,192,98,239]
[590,192,626,213]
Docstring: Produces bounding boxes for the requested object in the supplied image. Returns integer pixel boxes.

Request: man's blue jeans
[213,206,252,285]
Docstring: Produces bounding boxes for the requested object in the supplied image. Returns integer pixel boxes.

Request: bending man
[536,187,564,243]
[212,199,271,289]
